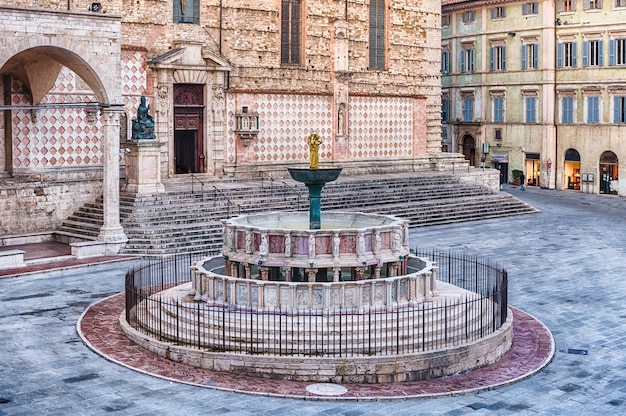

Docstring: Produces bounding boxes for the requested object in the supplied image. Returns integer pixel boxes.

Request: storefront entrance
[599,151,618,195]
[525,153,540,187]
[564,148,581,190]
[491,152,509,185]
[174,84,204,174]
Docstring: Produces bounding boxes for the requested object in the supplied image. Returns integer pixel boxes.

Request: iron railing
[125,251,508,357]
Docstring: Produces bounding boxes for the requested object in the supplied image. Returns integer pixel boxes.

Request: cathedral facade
[0,0,443,241]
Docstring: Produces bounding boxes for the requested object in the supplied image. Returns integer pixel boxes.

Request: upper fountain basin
[288,167,343,185]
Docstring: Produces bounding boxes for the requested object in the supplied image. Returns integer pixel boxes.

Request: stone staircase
[57,172,538,256]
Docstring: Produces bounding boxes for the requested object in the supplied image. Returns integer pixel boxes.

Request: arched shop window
[564,148,581,190]
[599,151,619,195]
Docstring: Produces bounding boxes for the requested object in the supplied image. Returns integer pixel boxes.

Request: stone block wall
[0,173,103,235]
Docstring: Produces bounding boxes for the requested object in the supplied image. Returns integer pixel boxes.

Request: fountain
[121,134,513,384]
[288,133,342,229]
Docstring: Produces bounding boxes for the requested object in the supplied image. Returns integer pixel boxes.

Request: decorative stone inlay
[12,73,104,169]
[349,96,414,159]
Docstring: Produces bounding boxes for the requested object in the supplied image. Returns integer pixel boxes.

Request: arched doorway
[599,151,618,195]
[564,148,581,190]
[174,84,204,174]
[462,134,476,167]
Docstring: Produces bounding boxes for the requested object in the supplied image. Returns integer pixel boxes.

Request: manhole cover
[305,383,348,396]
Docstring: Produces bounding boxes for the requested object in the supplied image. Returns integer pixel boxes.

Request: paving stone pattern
[1,184,626,415]
[79,296,551,400]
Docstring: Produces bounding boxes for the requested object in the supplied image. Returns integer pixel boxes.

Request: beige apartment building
[442,0,626,196]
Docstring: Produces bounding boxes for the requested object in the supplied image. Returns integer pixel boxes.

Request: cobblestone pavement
[2,184,626,415]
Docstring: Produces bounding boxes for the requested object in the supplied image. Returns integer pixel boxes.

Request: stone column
[260,266,269,281]
[98,108,128,252]
[224,259,232,276]
[230,262,238,277]
[333,267,341,282]
[424,272,432,299]
[389,262,398,277]
[283,267,292,282]
[356,266,366,281]
[431,263,439,296]
[305,268,318,283]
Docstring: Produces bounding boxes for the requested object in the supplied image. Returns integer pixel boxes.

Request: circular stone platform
[78,293,554,400]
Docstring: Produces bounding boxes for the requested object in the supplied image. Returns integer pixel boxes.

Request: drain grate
[564,348,588,355]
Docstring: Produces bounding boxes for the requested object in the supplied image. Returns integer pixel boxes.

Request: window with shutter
[441,49,450,73]
[490,46,506,71]
[562,96,574,123]
[460,47,475,72]
[462,10,475,23]
[173,0,200,24]
[609,38,626,65]
[491,7,505,18]
[522,2,538,14]
[584,0,602,8]
[463,97,474,122]
[587,96,600,123]
[281,0,302,65]
[614,96,626,123]
[369,0,386,70]
[558,41,577,67]
[493,97,504,122]
[583,40,603,66]
[525,96,537,123]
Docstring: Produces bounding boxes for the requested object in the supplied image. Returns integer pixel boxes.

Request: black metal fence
[125,251,508,357]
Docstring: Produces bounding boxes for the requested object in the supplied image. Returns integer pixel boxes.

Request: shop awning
[490,152,509,163]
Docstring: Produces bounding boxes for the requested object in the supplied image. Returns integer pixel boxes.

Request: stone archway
[0,6,127,250]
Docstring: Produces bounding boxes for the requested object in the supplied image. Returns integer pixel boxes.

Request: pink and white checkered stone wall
[10,51,149,171]
[121,49,149,121]
[227,93,415,164]
[349,96,414,159]
[11,70,103,170]
[227,93,334,164]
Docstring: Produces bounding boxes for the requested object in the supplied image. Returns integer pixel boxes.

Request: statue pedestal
[123,140,165,194]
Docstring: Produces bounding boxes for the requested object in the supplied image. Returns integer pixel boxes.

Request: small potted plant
[511,169,522,185]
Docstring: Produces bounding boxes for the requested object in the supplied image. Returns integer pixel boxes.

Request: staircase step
[58,172,537,256]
